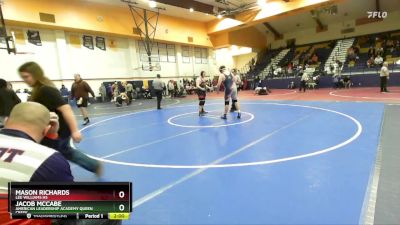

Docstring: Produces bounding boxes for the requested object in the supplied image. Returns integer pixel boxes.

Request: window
[167,44,176,63]
[138,41,176,63]
[158,43,168,62]
[194,47,208,64]
[182,46,191,63]
[138,41,159,62]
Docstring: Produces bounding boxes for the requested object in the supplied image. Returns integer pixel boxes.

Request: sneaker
[221,114,227,120]
[237,112,241,119]
[201,111,209,114]
[83,118,90,126]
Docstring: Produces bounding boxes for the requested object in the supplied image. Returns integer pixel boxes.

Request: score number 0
[118,191,125,211]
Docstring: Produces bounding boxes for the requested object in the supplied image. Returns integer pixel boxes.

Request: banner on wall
[108,39,117,49]
[69,34,81,48]
[11,29,25,45]
[83,35,94,50]
[27,30,42,46]
[96,36,106,50]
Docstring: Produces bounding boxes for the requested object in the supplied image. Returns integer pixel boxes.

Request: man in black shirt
[0,79,21,128]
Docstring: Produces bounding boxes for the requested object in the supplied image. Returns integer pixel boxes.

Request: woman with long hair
[18,62,102,175]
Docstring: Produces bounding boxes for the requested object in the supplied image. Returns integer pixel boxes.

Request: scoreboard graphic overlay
[8,182,132,220]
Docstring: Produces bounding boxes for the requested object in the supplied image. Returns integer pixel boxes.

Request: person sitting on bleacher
[374,55,384,66]
[311,54,318,64]
[367,56,375,68]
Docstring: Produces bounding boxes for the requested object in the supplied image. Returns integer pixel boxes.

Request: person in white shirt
[380,62,390,92]
[299,71,309,93]
[374,55,383,66]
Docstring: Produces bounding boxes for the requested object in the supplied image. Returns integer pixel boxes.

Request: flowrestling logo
[367,11,388,19]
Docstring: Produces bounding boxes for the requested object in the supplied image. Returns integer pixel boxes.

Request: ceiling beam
[263,22,283,40]
[154,0,217,15]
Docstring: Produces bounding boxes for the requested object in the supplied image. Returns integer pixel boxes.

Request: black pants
[299,81,306,92]
[155,90,163,109]
[127,91,133,103]
[380,76,388,92]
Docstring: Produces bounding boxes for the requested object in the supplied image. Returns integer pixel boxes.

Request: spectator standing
[60,84,69,98]
[60,84,69,102]
[124,81,134,105]
[380,62,390,93]
[0,79,21,127]
[153,74,165,109]
[168,80,175,98]
[71,74,95,126]
[299,71,308,92]
[99,83,107,102]
[112,81,120,101]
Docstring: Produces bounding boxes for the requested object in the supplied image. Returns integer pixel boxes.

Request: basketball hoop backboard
[122,0,165,71]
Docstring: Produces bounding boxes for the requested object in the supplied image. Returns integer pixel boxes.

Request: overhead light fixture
[189,8,194,12]
[257,0,267,8]
[148,0,157,8]
[217,14,222,19]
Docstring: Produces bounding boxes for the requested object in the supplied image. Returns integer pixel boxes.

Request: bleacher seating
[247,29,400,79]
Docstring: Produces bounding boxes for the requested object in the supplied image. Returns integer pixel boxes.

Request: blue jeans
[57,137,100,173]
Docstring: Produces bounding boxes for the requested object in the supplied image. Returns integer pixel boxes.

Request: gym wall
[0,26,217,92]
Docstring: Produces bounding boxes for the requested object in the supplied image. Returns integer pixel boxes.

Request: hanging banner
[82,35,94,50]
[69,34,81,48]
[11,29,25,45]
[27,30,42,46]
[96,36,106,50]
[108,39,117,49]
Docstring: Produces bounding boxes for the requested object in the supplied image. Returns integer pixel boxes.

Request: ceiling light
[189,8,194,12]
[257,0,267,8]
[217,14,222,19]
[148,0,157,8]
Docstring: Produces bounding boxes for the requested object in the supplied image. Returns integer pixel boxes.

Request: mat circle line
[79,102,363,169]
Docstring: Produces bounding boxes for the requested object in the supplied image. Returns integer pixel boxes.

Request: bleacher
[246,49,281,78]
[247,29,400,80]
[343,30,400,74]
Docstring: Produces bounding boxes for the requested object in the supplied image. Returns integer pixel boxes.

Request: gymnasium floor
[71,87,400,225]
